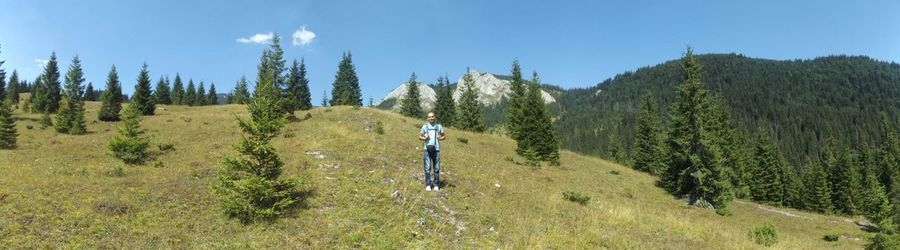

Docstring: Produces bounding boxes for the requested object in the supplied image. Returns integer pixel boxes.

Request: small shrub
[39,113,52,129]
[26,125,34,130]
[153,160,166,168]
[304,112,312,120]
[715,207,732,216]
[563,191,591,205]
[609,170,620,175]
[283,131,295,138]
[868,233,900,249]
[822,234,839,242]
[748,223,778,247]
[457,137,468,144]
[158,143,175,152]
[523,148,541,168]
[374,121,384,135]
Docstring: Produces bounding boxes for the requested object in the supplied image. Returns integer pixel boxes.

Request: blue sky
[1,0,898,104]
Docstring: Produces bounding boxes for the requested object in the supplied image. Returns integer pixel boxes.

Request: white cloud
[292,26,316,47]
[236,32,274,44]
[34,59,49,68]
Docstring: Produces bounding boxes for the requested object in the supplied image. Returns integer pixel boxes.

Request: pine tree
[331,52,361,106]
[297,59,311,110]
[522,72,560,163]
[662,47,733,210]
[84,81,95,101]
[321,91,329,107]
[32,52,61,113]
[131,63,155,115]
[230,76,251,104]
[55,55,87,134]
[185,79,197,106]
[782,164,805,209]
[432,76,456,127]
[633,93,664,174]
[108,104,150,164]
[207,82,218,105]
[750,135,784,205]
[830,144,860,215]
[215,44,297,223]
[196,82,207,106]
[98,65,124,121]
[6,70,18,103]
[804,159,834,213]
[155,76,172,105]
[0,45,5,101]
[506,59,528,154]
[455,70,485,132]
[877,116,900,193]
[860,144,895,229]
[400,72,424,118]
[172,74,184,105]
[0,100,16,149]
[284,59,303,112]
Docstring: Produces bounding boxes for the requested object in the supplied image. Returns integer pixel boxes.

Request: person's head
[427,112,436,124]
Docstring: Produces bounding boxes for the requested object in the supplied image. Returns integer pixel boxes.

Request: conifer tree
[55,56,87,134]
[432,75,456,127]
[877,117,900,193]
[131,63,155,115]
[196,82,207,106]
[782,164,805,209]
[455,70,485,132]
[155,76,172,105]
[296,59,311,110]
[321,91,329,107]
[172,74,184,105]
[230,76,251,104]
[522,72,560,163]
[98,65,123,121]
[32,52,62,113]
[331,52,361,106]
[284,59,304,112]
[108,104,150,164]
[0,100,16,149]
[400,72,424,118]
[6,70,18,103]
[0,45,5,100]
[506,59,527,154]
[830,144,860,215]
[633,93,664,174]
[185,79,197,106]
[207,82,218,105]
[84,81,95,101]
[858,144,895,229]
[804,159,834,213]
[750,135,784,205]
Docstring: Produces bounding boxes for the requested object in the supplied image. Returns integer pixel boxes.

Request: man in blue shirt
[418,112,445,191]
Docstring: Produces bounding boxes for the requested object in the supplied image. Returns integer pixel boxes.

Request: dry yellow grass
[0,102,870,248]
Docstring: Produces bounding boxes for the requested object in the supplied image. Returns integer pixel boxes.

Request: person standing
[418,112,446,191]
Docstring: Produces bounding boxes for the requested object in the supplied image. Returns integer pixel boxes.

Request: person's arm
[438,126,446,141]
[418,126,427,140]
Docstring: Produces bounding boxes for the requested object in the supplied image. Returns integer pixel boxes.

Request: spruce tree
[321,91,329,107]
[0,45,5,100]
[782,164,805,209]
[633,93,664,174]
[131,63,155,115]
[860,144,895,229]
[506,59,527,154]
[207,82,217,105]
[55,55,87,135]
[155,76,172,105]
[196,82,207,106]
[32,52,61,113]
[750,135,784,205]
[185,79,197,106]
[400,72,424,118]
[214,45,297,224]
[455,70,485,132]
[331,52,361,106]
[432,75,456,127]
[108,104,150,164]
[297,59,311,110]
[830,144,860,215]
[804,160,834,213]
[230,76,251,104]
[284,59,303,112]
[98,65,123,121]
[172,74,184,105]
[6,70,18,103]
[84,81,95,101]
[522,72,560,163]
[0,100,16,149]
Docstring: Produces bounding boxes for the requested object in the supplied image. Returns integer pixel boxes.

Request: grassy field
[0,102,872,248]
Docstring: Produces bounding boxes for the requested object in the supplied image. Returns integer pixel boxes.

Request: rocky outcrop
[452,69,555,105]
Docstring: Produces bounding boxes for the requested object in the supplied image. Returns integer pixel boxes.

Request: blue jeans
[423,150,440,187]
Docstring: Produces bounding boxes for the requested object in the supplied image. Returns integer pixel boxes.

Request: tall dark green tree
[0,100,16,149]
[804,159,834,213]
[196,82,207,106]
[506,59,528,154]
[782,164,805,209]
[230,76,251,104]
[131,63,155,115]
[632,93,665,174]
[829,142,860,215]
[185,79,197,107]
[84,81,95,101]
[455,70,485,132]
[172,74,184,105]
[662,47,733,210]
[32,52,62,113]
[521,72,560,163]
[55,55,87,134]
[207,82,218,105]
[400,72,424,118]
[284,59,309,112]
[0,45,5,100]
[296,59,311,110]
[155,76,172,105]
[98,65,123,121]
[331,52,361,106]
[6,70,18,103]
[432,75,456,127]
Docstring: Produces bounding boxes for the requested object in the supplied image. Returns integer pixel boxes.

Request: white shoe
[433,186,440,191]
[425,186,432,192]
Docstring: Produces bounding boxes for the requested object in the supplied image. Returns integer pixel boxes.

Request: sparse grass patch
[457,137,468,144]
[749,223,779,247]
[609,170,620,175]
[563,191,591,205]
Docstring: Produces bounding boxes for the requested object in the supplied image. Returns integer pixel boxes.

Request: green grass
[0,102,870,248]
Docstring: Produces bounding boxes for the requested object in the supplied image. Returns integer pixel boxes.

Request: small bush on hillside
[609,170,620,175]
[304,112,312,120]
[108,105,150,164]
[822,234,839,242]
[749,223,779,247]
[563,191,591,205]
[158,143,175,152]
[39,112,52,129]
[374,121,384,135]
[868,233,900,249]
[457,137,468,144]
[523,148,541,168]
